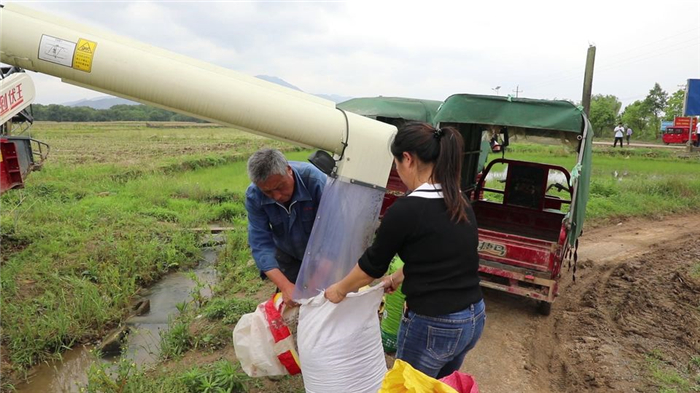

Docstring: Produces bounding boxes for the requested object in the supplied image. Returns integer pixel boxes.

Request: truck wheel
[537,301,552,316]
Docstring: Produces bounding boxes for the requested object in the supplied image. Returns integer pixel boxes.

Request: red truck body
[662,116,699,145]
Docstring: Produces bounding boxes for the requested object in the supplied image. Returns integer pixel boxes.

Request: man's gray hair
[247,149,289,183]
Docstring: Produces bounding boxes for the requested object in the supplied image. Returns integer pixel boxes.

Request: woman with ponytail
[326,121,485,379]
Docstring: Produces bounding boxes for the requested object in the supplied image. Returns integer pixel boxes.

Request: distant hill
[314,93,353,104]
[255,75,352,104]
[64,96,139,109]
[255,75,303,91]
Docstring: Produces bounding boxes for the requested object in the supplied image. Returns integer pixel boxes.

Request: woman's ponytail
[433,127,468,222]
[391,122,468,223]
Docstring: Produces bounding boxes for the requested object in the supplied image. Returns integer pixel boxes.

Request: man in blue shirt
[245,148,327,306]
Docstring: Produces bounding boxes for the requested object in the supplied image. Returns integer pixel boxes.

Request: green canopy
[433,93,591,247]
[337,97,443,123]
[568,119,592,247]
[434,94,584,134]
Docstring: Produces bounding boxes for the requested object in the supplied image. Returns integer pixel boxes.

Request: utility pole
[581,45,596,116]
[512,85,523,98]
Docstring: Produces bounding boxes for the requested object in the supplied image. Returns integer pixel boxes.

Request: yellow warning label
[72,38,97,72]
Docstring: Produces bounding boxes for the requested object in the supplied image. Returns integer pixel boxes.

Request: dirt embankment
[545,241,700,392]
[462,215,700,393]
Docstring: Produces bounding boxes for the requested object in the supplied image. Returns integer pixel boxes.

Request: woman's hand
[382,268,404,294]
[324,283,347,304]
[381,275,399,294]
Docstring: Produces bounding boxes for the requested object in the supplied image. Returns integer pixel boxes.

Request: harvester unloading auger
[0,2,396,297]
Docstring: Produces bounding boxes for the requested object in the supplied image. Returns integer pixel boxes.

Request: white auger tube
[0,3,395,187]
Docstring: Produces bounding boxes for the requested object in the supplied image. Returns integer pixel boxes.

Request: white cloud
[4,0,698,108]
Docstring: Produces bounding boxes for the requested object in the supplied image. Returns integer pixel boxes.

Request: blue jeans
[396,299,485,379]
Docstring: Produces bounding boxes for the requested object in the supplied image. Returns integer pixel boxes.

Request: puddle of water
[123,248,217,365]
[12,346,109,393]
[14,247,219,393]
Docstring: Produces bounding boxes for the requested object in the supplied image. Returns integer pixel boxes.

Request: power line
[528,38,700,93]
[526,28,700,93]
[601,26,700,62]
[595,36,700,72]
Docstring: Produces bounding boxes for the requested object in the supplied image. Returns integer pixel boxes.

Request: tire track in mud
[460,215,700,393]
[533,215,700,392]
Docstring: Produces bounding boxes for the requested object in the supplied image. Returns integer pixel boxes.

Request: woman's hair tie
[433,127,444,139]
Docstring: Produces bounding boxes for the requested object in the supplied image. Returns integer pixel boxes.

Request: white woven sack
[297,285,387,393]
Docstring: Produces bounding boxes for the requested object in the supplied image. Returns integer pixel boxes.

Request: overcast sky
[7,0,700,108]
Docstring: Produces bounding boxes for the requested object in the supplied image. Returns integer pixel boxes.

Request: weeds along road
[592,141,687,149]
[459,214,700,392]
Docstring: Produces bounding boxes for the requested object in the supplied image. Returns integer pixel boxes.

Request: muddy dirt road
[460,214,700,392]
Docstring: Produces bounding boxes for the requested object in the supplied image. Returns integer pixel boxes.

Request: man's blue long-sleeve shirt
[245,162,327,273]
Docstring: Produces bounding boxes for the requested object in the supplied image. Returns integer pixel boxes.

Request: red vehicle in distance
[662,116,699,145]
[662,126,698,145]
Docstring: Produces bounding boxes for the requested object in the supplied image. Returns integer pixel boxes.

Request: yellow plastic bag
[379,359,458,393]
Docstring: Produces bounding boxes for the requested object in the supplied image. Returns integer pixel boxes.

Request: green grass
[490,143,700,225]
[85,356,253,393]
[645,350,700,393]
[0,122,299,377]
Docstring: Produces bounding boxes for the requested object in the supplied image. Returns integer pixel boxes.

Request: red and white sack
[297,285,386,393]
[233,293,300,377]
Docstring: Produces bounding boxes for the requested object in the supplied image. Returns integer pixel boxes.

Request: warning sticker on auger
[73,38,97,72]
[38,35,76,67]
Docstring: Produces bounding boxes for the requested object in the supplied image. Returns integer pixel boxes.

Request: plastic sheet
[293,177,385,300]
[439,371,480,393]
[379,359,459,393]
[381,257,405,353]
[233,295,300,377]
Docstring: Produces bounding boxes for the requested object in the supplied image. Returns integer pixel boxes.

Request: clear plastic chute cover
[293,177,385,300]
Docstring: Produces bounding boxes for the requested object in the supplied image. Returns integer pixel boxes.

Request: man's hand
[264,268,298,308]
[279,281,298,308]
[324,283,347,304]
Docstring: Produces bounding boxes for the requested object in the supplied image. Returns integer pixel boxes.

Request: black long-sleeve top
[358,183,482,317]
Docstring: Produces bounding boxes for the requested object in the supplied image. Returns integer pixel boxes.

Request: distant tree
[28,103,208,123]
[663,89,684,120]
[589,94,621,137]
[46,104,66,122]
[643,83,668,138]
[30,104,47,120]
[71,106,95,122]
[146,107,171,122]
[171,113,207,123]
[621,100,652,138]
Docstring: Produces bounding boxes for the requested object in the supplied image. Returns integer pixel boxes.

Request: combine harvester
[0,2,592,315]
[0,67,49,194]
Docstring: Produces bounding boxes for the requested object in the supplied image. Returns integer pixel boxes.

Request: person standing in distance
[613,123,625,148]
[626,126,633,146]
[245,149,327,307]
[325,122,485,379]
